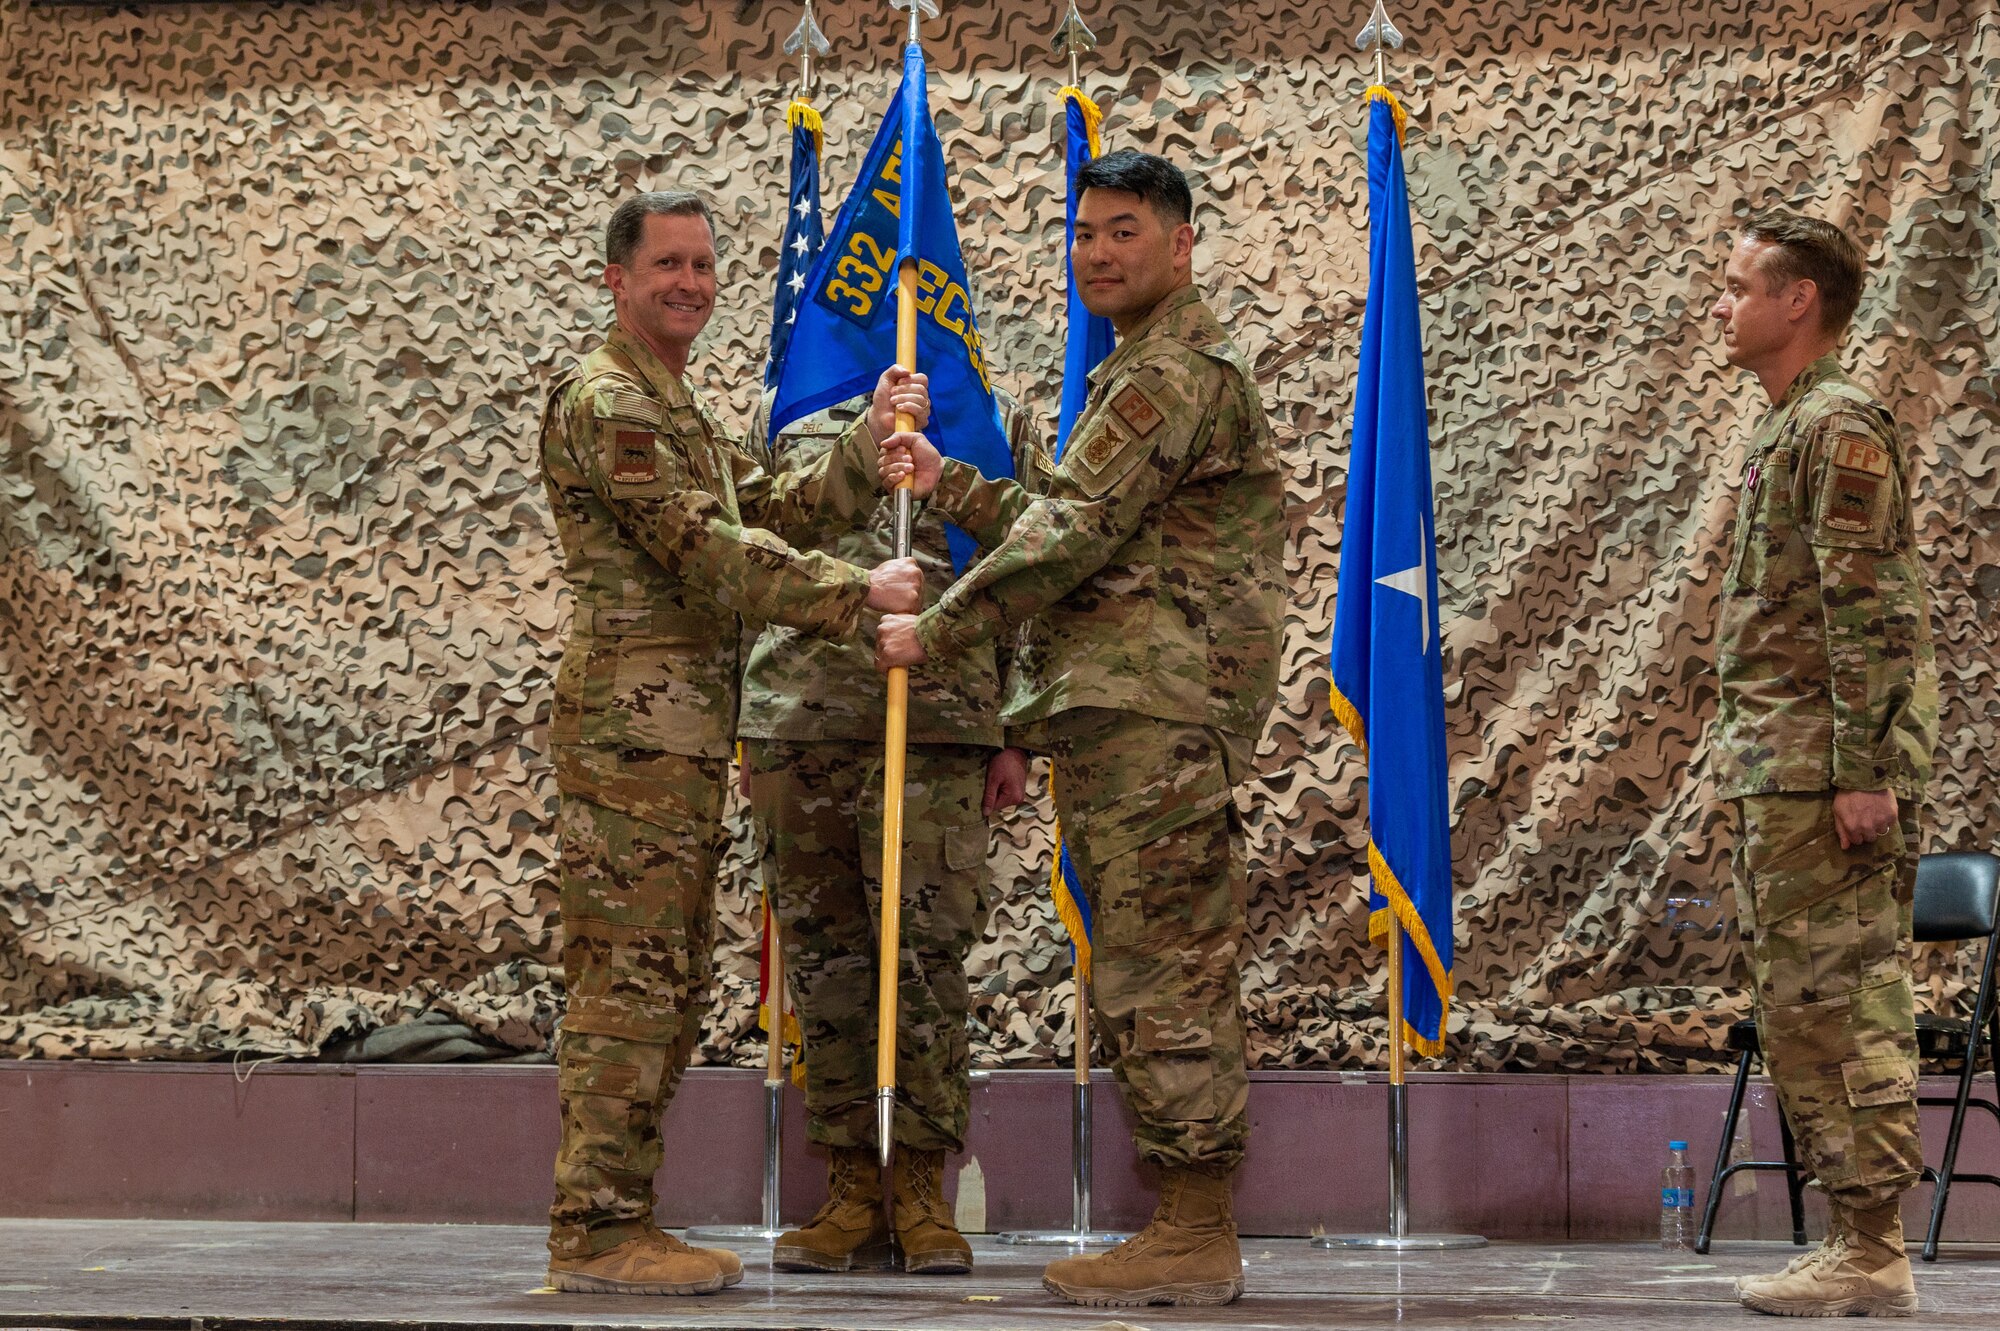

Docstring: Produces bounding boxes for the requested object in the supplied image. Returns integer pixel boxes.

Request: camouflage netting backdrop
[1,0,1995,1069]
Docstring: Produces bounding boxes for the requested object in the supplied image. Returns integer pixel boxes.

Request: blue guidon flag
[1328,86,1454,1058]
[1047,84,1114,985]
[765,98,827,386]
[768,40,1012,573]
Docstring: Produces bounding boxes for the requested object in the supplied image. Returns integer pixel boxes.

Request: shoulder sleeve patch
[610,428,658,484]
[1110,383,1165,439]
[1831,432,1891,478]
[594,382,665,428]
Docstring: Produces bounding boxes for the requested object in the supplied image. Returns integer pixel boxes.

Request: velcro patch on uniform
[1110,384,1165,439]
[1823,473,1880,532]
[1831,433,1891,478]
[611,428,657,483]
[597,385,664,427]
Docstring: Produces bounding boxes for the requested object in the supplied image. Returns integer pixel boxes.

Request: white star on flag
[1374,538,1431,654]
[794,197,814,219]
[788,271,806,294]
[791,234,812,256]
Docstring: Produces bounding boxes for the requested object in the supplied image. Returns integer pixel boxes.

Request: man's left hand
[983,747,1029,817]
[874,614,927,672]
[870,367,931,440]
[1832,788,1899,850]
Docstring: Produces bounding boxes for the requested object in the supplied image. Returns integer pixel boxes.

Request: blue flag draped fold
[1048,87,1113,984]
[765,100,826,387]
[1328,88,1454,1058]
[1056,88,1115,459]
[769,42,1011,572]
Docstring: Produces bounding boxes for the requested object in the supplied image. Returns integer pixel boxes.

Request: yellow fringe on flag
[1045,771,1092,984]
[1058,86,1104,158]
[1328,676,1450,1058]
[787,98,824,154]
[1364,85,1408,143]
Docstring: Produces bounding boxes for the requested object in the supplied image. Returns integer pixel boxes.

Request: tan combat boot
[894,1147,974,1274]
[546,1227,728,1296]
[1042,1167,1243,1307]
[772,1144,895,1272]
[1737,1200,1917,1317]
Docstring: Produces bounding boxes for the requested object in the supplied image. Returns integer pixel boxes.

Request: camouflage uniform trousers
[744,738,994,1153]
[1734,791,1924,1211]
[547,747,728,1259]
[1035,706,1252,1175]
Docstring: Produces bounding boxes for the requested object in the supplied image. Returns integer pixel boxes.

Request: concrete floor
[0,1220,1998,1329]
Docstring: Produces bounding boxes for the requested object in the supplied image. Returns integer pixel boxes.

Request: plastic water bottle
[1660,1139,1695,1251]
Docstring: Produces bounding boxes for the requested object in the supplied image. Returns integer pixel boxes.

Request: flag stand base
[997,1000,1128,1249]
[1314,1232,1487,1250]
[683,1079,793,1245]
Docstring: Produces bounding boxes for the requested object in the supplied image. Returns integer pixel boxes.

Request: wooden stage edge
[1,1063,1996,1243]
[1,1223,1999,1331]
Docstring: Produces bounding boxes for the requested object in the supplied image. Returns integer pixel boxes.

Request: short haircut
[1741,209,1867,335]
[605,190,714,268]
[1075,149,1194,226]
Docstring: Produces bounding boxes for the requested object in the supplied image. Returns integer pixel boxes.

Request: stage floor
[1,1220,1996,1330]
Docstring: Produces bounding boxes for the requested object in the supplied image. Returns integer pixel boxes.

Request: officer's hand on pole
[1831,788,1899,850]
[866,558,923,614]
[878,431,942,498]
[870,367,930,438]
[982,746,1029,817]
[873,613,928,672]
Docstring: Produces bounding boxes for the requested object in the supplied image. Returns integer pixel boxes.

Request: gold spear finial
[1356,0,1406,87]
[784,0,833,92]
[1050,1,1098,89]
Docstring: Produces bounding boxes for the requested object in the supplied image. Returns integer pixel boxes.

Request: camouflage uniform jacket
[1714,353,1938,800]
[913,285,1285,743]
[540,327,880,775]
[737,390,1040,748]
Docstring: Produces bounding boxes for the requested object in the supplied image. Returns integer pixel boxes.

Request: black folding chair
[1697,850,2000,1258]
[1911,850,2000,1261]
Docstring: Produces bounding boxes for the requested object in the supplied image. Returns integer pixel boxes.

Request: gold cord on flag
[787,98,825,153]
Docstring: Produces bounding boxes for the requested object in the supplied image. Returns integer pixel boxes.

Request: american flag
[765,99,825,386]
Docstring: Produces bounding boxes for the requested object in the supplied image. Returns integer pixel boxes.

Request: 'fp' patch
[1832,434,1890,478]
[612,429,657,483]
[1110,385,1164,439]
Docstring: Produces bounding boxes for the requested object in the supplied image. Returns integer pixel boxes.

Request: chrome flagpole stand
[999,973,1127,1246]
[685,885,796,1245]
[1315,918,1484,1252]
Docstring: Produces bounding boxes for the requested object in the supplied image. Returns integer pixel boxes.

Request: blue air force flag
[768,41,1012,572]
[1328,88,1455,1058]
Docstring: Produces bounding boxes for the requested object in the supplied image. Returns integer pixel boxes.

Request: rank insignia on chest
[1109,385,1164,439]
[611,429,657,483]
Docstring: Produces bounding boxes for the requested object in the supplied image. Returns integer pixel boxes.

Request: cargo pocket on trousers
[558,1057,644,1168]
[1133,1005,1217,1122]
[1842,1054,1916,1109]
[944,822,989,872]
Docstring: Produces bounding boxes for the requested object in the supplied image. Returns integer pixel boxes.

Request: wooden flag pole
[874,251,917,1188]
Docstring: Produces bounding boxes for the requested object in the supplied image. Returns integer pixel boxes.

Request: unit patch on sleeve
[611,429,658,484]
[1831,433,1890,479]
[1109,384,1164,439]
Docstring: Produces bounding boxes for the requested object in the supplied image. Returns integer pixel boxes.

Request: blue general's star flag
[1328,87,1454,1058]
[766,99,827,387]
[769,41,1011,573]
[1048,86,1113,983]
